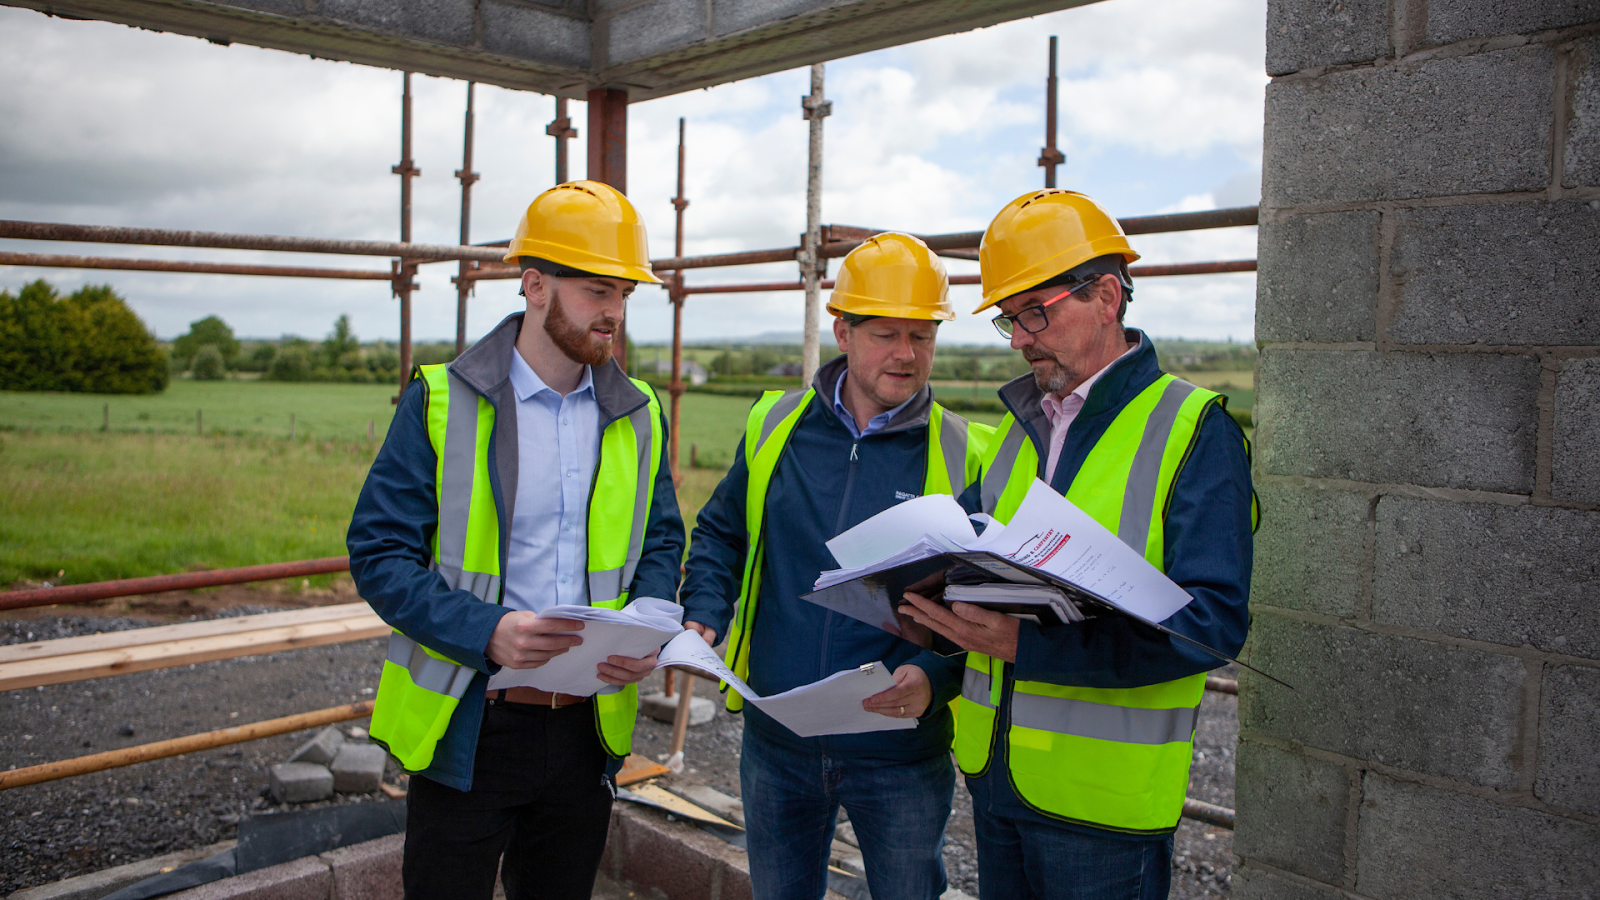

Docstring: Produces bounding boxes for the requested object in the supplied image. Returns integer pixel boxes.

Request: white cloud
[1,0,1267,345]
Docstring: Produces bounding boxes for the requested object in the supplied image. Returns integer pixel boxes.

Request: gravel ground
[3,602,1237,900]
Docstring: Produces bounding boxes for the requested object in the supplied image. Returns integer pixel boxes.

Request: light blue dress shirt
[831,370,916,439]
[503,349,600,613]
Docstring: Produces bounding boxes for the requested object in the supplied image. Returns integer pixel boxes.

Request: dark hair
[518,256,612,279]
[839,312,881,327]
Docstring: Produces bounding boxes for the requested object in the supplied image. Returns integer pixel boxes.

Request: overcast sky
[0,0,1266,346]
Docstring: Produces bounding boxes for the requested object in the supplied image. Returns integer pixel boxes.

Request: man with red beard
[348,181,685,900]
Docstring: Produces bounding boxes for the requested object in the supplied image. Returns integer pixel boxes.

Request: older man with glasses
[901,190,1258,900]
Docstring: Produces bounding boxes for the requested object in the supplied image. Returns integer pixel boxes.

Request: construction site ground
[2,584,1237,899]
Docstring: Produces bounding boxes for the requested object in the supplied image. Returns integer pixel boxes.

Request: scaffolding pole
[799,64,831,386]
[588,87,629,368]
[1039,36,1064,187]
[548,96,578,185]
[669,117,689,483]
[391,72,421,396]
[454,82,480,357]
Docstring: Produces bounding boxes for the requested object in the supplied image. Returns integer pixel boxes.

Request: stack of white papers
[486,596,684,696]
[943,583,1085,624]
[658,630,914,738]
[814,479,1194,625]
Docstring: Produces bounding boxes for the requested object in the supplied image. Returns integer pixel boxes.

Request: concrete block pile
[268,727,388,804]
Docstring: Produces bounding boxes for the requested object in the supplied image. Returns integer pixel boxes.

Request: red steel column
[587,88,630,369]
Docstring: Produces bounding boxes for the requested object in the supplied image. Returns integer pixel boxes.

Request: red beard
[544,288,617,367]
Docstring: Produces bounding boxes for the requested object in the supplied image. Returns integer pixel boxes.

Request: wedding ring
[899,705,906,717]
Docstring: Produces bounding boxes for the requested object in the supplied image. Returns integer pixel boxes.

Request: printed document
[657,631,915,738]
[486,596,684,696]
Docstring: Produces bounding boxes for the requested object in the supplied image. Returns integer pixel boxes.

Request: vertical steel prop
[547,96,578,185]
[799,64,831,386]
[454,82,480,358]
[391,72,421,394]
[587,88,630,369]
[1039,36,1065,188]
[668,117,689,484]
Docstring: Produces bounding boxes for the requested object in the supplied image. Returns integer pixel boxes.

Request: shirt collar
[832,369,916,439]
[509,347,592,402]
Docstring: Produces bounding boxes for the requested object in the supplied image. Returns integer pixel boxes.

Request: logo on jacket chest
[895,490,920,501]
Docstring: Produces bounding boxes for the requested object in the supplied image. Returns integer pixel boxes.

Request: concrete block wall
[1244,2,1600,897]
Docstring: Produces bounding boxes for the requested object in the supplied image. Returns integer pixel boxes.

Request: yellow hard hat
[502,180,662,284]
[973,190,1140,314]
[827,232,954,321]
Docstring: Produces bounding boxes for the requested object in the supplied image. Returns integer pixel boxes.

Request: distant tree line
[0,280,167,394]
[170,313,457,384]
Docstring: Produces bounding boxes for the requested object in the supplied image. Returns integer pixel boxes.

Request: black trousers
[402,700,615,900]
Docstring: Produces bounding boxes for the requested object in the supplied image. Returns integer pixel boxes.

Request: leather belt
[488,686,590,708]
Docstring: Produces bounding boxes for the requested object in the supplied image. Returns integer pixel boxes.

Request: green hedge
[0,280,167,394]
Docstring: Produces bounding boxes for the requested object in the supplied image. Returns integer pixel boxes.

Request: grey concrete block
[1251,481,1368,618]
[1566,40,1600,187]
[163,855,330,900]
[1375,497,1600,657]
[1265,0,1390,75]
[1234,741,1350,883]
[330,742,388,793]
[1232,864,1344,900]
[1389,201,1600,346]
[1553,357,1600,504]
[713,0,834,37]
[481,1,590,68]
[287,725,343,766]
[216,0,311,16]
[1426,0,1600,44]
[320,833,404,900]
[1263,47,1553,206]
[1256,210,1379,342]
[1240,615,1524,787]
[607,0,706,65]
[269,761,334,804]
[1255,349,1540,493]
[639,690,716,726]
[1356,772,1600,899]
[1536,665,1600,816]
[317,0,475,47]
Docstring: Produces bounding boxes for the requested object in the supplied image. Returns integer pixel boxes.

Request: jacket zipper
[833,441,860,536]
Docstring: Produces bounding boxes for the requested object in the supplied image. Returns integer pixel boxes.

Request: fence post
[196,409,202,436]
[290,414,296,440]
[102,402,109,432]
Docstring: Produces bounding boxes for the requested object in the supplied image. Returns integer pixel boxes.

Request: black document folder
[801,550,1290,689]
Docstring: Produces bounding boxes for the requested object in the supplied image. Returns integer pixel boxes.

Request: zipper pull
[850,442,859,463]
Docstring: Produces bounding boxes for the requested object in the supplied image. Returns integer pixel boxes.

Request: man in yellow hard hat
[901,190,1257,900]
[348,181,686,900]
[678,233,991,900]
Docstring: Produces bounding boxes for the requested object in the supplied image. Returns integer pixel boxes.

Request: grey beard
[1034,363,1071,395]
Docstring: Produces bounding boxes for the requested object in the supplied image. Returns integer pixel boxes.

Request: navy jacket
[960,329,1255,837]
[681,356,966,761]
[346,313,685,791]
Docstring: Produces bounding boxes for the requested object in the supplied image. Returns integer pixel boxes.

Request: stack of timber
[0,603,389,692]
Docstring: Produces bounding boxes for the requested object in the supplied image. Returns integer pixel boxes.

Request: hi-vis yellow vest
[370,364,663,772]
[956,374,1247,834]
[718,388,993,711]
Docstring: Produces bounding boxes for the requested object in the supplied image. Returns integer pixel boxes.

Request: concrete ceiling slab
[6,0,1099,100]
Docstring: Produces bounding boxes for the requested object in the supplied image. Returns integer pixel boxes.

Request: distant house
[640,358,708,386]
[766,362,803,377]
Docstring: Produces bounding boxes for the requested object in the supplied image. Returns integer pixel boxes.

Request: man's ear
[521,268,547,307]
[1095,274,1123,325]
[832,315,850,352]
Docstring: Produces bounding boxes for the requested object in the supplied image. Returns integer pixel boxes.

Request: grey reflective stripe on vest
[753,390,808,457]
[980,423,1029,513]
[435,372,479,573]
[963,665,995,709]
[588,403,656,603]
[939,410,971,494]
[1115,379,1197,552]
[429,561,500,604]
[1011,692,1199,745]
[385,632,476,698]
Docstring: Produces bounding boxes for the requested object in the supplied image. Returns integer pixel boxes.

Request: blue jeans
[740,727,955,900]
[972,798,1173,900]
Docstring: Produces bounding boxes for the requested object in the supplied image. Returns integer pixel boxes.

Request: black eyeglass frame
[990,276,1102,339]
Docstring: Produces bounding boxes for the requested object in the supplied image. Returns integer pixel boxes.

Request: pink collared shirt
[1040,345,1137,484]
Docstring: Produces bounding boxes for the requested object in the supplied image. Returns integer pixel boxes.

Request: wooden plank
[0,613,389,691]
[0,602,376,664]
[616,754,673,787]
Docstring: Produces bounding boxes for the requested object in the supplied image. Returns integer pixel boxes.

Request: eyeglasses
[991,277,1099,339]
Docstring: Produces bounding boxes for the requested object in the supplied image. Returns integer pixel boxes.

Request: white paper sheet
[968,480,1193,622]
[657,631,915,737]
[485,596,684,696]
[825,493,978,569]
